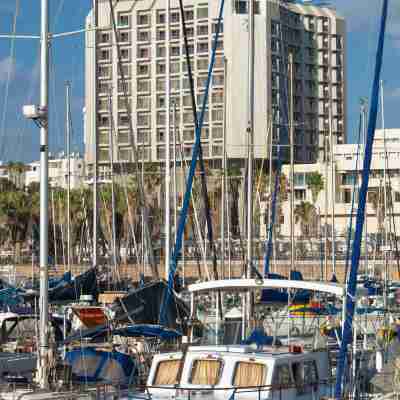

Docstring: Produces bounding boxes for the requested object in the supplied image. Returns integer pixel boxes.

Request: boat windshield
[153,359,183,385]
[190,359,222,385]
[233,362,266,388]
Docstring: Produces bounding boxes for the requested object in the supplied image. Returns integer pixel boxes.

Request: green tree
[306,171,324,203]
[294,201,317,239]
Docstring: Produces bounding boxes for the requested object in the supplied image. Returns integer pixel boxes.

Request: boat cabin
[145,345,331,400]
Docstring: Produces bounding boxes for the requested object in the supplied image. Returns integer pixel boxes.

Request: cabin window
[190,359,222,385]
[233,362,266,387]
[153,359,182,385]
[291,360,318,394]
[272,364,292,387]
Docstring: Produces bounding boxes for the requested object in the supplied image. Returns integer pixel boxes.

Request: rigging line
[0,0,19,160]
[108,0,158,278]
[343,112,363,285]
[334,0,388,398]
[177,0,219,282]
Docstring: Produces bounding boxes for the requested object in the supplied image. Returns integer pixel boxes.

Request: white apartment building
[279,129,400,239]
[25,153,86,189]
[84,0,346,170]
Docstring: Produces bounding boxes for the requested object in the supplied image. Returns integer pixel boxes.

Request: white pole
[165,0,171,280]
[92,0,98,268]
[221,58,227,278]
[108,92,118,278]
[173,101,177,241]
[289,53,295,274]
[39,0,49,389]
[329,105,336,275]
[66,82,71,273]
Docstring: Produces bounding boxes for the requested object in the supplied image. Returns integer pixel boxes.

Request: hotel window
[137,30,150,42]
[137,13,150,26]
[171,28,180,40]
[197,7,208,19]
[183,111,193,124]
[170,61,180,74]
[117,131,130,144]
[183,95,192,107]
[185,9,194,21]
[171,96,180,107]
[212,108,223,122]
[197,58,208,70]
[294,189,306,201]
[157,111,166,125]
[213,126,223,139]
[98,115,109,127]
[137,96,150,110]
[137,113,150,127]
[197,42,208,54]
[212,145,223,156]
[212,74,224,86]
[99,149,109,162]
[156,78,165,91]
[98,32,110,44]
[120,48,130,61]
[137,45,150,59]
[197,76,207,88]
[156,44,166,58]
[137,130,149,143]
[117,96,131,110]
[212,91,223,104]
[186,27,194,37]
[137,63,149,76]
[117,14,130,27]
[137,79,150,93]
[157,129,165,142]
[98,131,109,145]
[119,64,131,78]
[183,129,194,141]
[156,29,166,41]
[171,11,180,23]
[171,78,180,91]
[157,95,166,108]
[99,49,111,61]
[118,114,129,126]
[197,25,208,36]
[118,80,130,94]
[98,65,110,78]
[118,148,131,161]
[214,56,224,69]
[98,81,110,93]
[171,45,180,57]
[156,11,166,24]
[182,77,190,90]
[118,31,130,43]
[156,62,166,75]
[97,98,108,111]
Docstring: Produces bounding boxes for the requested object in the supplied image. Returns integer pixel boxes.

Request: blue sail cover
[242,329,282,346]
[65,348,136,384]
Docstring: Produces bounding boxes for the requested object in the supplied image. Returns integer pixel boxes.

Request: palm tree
[0,189,31,263]
[294,201,317,240]
[306,171,324,204]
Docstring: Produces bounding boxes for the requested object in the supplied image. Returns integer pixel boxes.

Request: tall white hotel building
[84,0,346,170]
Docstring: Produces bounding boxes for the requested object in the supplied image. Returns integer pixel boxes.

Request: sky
[0,0,398,163]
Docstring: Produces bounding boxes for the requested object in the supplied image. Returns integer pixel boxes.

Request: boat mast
[66,82,71,273]
[173,100,177,242]
[329,105,336,276]
[38,0,49,389]
[380,80,389,305]
[92,0,98,268]
[289,52,295,275]
[221,57,227,278]
[247,0,255,279]
[165,0,171,280]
